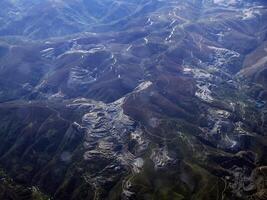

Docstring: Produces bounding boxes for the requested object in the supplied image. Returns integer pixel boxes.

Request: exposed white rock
[41,48,55,58]
[57,45,105,58]
[195,83,214,103]
[49,90,65,100]
[41,47,54,53]
[133,158,144,173]
[134,81,152,93]
[166,25,177,41]
[68,66,96,87]
[126,45,132,51]
[146,17,154,26]
[144,37,148,44]
[150,147,172,169]
[213,0,239,6]
[242,8,261,20]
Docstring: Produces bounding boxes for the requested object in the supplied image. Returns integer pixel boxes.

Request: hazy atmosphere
[0,0,267,199]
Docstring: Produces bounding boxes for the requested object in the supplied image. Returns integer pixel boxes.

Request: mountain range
[0,0,267,200]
